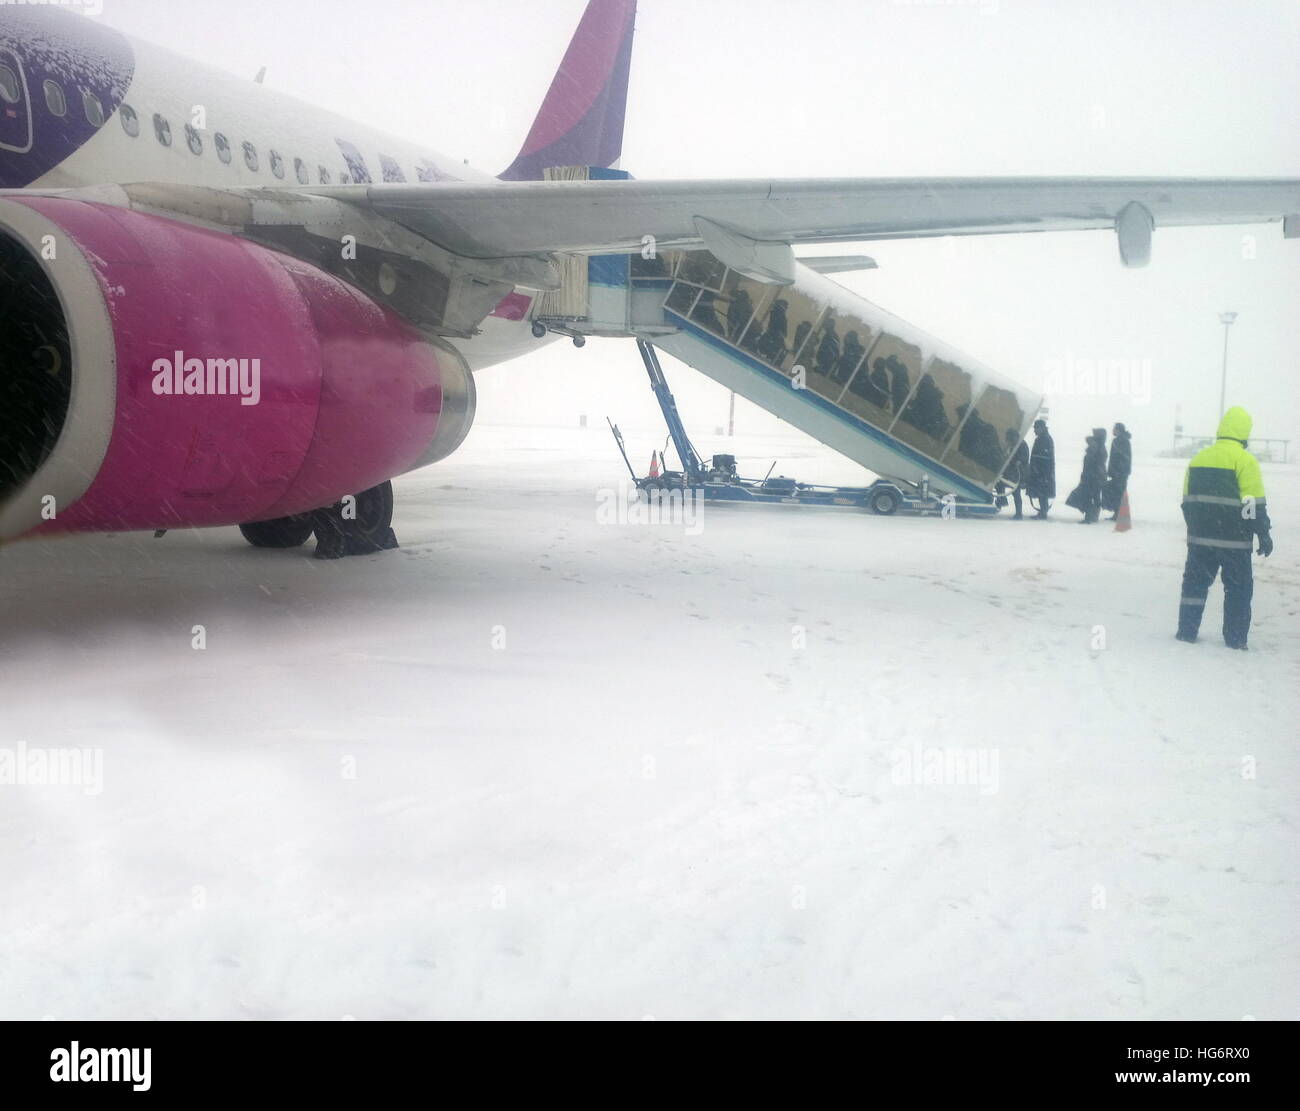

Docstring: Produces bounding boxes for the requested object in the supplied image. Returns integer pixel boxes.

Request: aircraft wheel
[239,514,314,548]
[572,334,587,348]
[311,481,399,560]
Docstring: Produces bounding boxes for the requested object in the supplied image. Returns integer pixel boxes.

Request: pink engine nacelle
[0,196,475,543]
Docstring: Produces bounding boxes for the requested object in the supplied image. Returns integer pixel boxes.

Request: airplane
[1,1,1296,556]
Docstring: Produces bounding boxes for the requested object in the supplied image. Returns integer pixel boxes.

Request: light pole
[1218,311,1237,420]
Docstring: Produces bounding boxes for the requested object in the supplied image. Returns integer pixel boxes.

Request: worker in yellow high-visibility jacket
[1177,407,1274,650]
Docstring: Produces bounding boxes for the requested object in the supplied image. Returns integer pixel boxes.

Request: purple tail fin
[500,0,637,181]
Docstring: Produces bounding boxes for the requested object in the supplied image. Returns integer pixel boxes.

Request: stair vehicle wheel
[572,334,587,348]
[531,321,547,339]
[239,514,314,549]
[869,487,902,516]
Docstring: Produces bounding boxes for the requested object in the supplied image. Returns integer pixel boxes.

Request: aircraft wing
[306,177,1300,267]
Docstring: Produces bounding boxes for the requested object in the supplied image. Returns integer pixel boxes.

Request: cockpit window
[215,132,231,164]
[243,141,259,172]
[185,123,203,156]
[269,149,285,179]
[43,80,66,118]
[120,104,140,137]
[153,113,172,147]
[82,90,105,127]
[294,157,309,184]
[318,165,331,185]
[0,65,20,105]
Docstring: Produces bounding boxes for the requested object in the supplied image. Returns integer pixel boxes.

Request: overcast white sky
[97,0,1300,464]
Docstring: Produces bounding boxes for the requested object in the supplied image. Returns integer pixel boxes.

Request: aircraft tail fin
[500,0,637,181]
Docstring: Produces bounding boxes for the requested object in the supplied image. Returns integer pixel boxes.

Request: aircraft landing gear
[239,514,315,549]
[238,481,399,559]
[309,481,399,560]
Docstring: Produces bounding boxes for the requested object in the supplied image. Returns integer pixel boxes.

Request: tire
[531,321,547,339]
[869,488,901,516]
[311,481,399,559]
[352,481,395,538]
[239,515,314,548]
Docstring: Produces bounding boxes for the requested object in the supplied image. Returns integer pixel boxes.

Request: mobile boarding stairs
[528,170,1043,516]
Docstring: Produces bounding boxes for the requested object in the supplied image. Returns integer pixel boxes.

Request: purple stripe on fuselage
[0,7,135,187]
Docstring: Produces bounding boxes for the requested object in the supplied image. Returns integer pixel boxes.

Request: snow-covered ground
[1,423,1296,1020]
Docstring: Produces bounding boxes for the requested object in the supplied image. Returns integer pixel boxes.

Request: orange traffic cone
[648,452,661,479]
[1114,490,1132,533]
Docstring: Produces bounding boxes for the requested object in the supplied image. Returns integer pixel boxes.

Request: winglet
[499,0,637,181]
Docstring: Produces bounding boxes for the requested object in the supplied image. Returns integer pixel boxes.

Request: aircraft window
[379,154,406,183]
[415,160,442,183]
[0,65,20,105]
[318,166,331,184]
[83,91,106,127]
[215,132,231,164]
[294,158,309,184]
[120,103,140,137]
[243,141,259,171]
[184,123,203,156]
[339,171,351,185]
[43,80,67,118]
[153,113,172,147]
[269,150,285,179]
[335,139,372,184]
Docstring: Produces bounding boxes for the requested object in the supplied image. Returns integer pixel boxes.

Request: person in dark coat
[1026,419,1056,518]
[1102,422,1133,518]
[814,320,840,379]
[836,331,866,384]
[1068,428,1108,523]
[754,299,789,365]
[997,430,1030,519]
[726,287,754,344]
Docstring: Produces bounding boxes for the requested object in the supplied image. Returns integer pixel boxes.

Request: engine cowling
[0,196,474,543]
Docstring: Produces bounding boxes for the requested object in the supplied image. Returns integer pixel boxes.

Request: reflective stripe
[1179,596,1208,607]
[1188,536,1253,549]
[1183,494,1246,506]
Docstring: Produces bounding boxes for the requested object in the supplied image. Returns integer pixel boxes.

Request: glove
[1258,533,1273,557]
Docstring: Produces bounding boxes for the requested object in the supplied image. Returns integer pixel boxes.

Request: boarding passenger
[1176,407,1272,650]
[791,319,813,361]
[814,321,840,379]
[997,430,1030,519]
[837,331,866,384]
[1067,428,1107,524]
[755,299,789,365]
[1027,419,1056,518]
[726,288,754,344]
[1102,422,1132,519]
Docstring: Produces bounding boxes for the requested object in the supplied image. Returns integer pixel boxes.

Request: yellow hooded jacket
[1181,407,1269,550]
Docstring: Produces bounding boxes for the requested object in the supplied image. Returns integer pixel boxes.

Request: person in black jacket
[1102,422,1133,519]
[1026,419,1056,519]
[1068,428,1108,523]
[997,429,1030,519]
